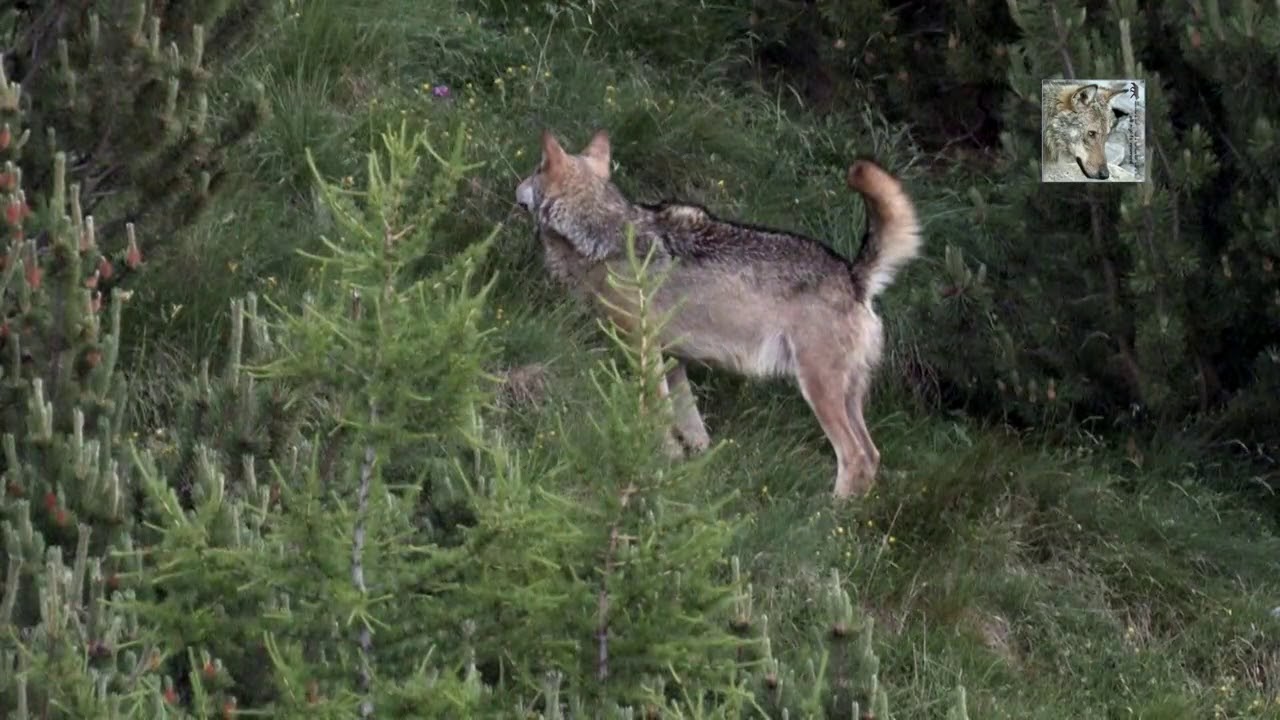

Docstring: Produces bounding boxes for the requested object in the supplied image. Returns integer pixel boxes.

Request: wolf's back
[845,159,922,301]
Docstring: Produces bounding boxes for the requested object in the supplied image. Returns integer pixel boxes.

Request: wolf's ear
[1072,84,1100,106]
[581,129,611,180]
[541,129,568,171]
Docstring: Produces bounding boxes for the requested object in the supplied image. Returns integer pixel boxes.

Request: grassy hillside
[124,2,1280,717]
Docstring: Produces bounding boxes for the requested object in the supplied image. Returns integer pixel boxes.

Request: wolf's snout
[515,180,535,213]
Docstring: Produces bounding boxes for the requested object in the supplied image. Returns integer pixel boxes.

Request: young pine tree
[119,122,757,717]
[909,0,1279,457]
[4,1,269,247]
[1,55,158,718]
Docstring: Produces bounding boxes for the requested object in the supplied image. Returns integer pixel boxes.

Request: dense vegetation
[2,0,1277,717]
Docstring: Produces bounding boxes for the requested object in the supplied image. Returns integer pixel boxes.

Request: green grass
[128,1,1280,716]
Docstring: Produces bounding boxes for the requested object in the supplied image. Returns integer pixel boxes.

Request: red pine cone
[163,687,178,705]
[0,125,10,151]
[5,199,24,226]
[44,491,57,510]
[24,245,39,288]
[24,261,40,290]
[0,172,14,191]
[85,270,100,289]
[98,256,114,280]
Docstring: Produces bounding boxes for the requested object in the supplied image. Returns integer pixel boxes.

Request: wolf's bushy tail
[845,158,923,301]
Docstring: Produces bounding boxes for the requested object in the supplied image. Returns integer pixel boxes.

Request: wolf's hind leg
[845,374,881,490]
[794,347,868,499]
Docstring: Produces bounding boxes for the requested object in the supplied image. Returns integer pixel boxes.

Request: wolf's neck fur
[537,181,657,262]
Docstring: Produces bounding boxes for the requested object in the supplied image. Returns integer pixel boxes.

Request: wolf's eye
[1087,130,1097,138]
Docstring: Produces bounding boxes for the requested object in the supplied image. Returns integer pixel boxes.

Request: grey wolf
[1042,82,1127,180]
[514,130,922,499]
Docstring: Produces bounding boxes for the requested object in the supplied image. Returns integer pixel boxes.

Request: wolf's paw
[682,429,711,454]
[832,472,874,501]
[662,431,687,460]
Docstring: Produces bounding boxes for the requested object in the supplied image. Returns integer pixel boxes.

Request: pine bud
[85,269,100,289]
[80,217,96,252]
[0,125,10,150]
[125,229,142,269]
[98,256,114,280]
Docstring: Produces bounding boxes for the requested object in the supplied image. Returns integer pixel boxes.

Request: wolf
[1042,82,1127,180]
[514,129,922,499]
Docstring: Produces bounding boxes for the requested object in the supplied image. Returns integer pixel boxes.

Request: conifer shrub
[911,0,1280,460]
[4,1,270,243]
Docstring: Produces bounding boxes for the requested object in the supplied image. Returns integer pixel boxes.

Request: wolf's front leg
[654,370,687,460]
[667,361,711,453]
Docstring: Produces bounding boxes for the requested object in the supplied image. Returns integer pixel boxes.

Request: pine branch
[596,481,637,683]
[1049,3,1076,79]
[1089,191,1144,395]
[349,287,375,718]
[353,409,376,718]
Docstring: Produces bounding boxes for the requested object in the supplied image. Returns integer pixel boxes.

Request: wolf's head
[515,130,632,259]
[515,129,612,212]
[1055,83,1126,180]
